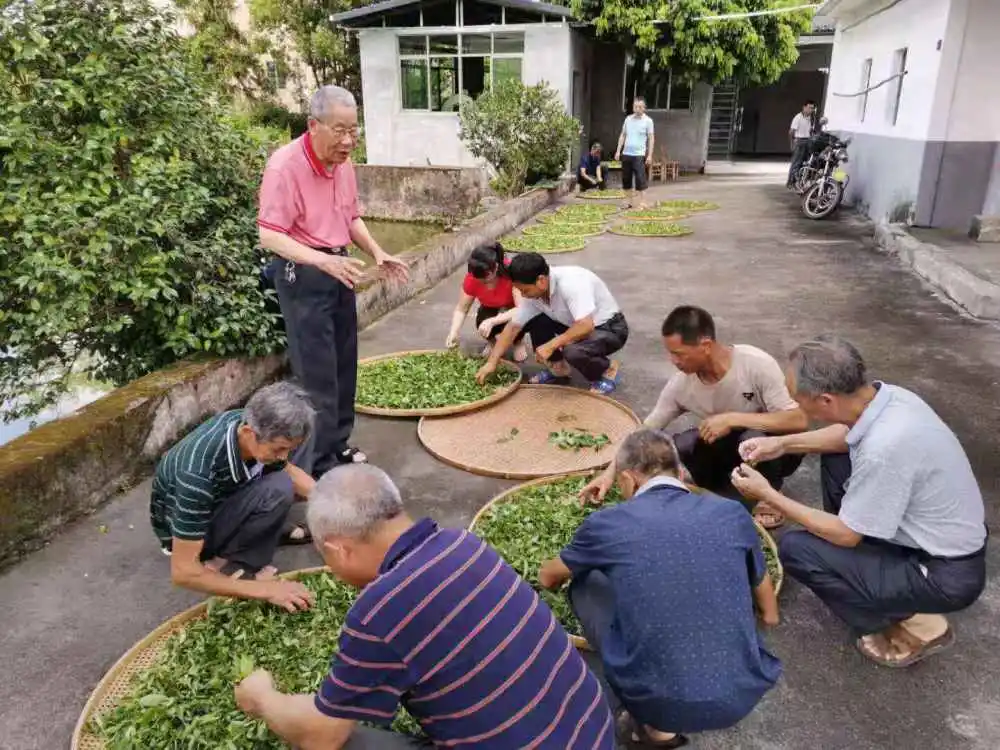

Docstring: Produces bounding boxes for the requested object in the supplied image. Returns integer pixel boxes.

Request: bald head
[307,464,404,542]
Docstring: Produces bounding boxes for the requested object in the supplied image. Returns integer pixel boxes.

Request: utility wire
[831,70,907,97]
[656,4,823,23]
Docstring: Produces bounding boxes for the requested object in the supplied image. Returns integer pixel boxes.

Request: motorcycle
[796,131,851,220]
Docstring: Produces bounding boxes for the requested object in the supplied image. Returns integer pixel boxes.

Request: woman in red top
[445,242,529,362]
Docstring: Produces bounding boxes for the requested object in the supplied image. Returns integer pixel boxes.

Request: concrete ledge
[875,222,1000,320]
[969,215,1000,243]
[0,356,286,569]
[355,164,489,222]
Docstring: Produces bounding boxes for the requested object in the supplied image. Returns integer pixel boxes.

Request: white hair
[309,85,357,121]
[307,464,404,541]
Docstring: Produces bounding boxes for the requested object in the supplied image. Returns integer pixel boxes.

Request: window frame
[858,57,872,123]
[621,60,692,112]
[397,30,525,113]
[887,47,907,126]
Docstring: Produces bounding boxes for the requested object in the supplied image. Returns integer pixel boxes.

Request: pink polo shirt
[257,133,360,249]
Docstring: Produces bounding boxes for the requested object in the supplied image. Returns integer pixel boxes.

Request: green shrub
[0,0,287,419]
[246,100,309,138]
[459,80,580,197]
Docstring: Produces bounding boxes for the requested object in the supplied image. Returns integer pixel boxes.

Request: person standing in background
[787,99,817,188]
[257,85,409,479]
[615,97,655,210]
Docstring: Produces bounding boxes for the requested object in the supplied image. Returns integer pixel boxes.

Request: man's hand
[316,255,366,289]
[235,669,276,717]
[698,413,733,444]
[580,470,614,506]
[730,463,774,503]
[262,580,315,613]
[538,558,571,590]
[475,360,497,385]
[758,609,780,628]
[375,252,409,285]
[613,151,621,162]
[739,435,786,463]
[477,317,497,339]
[645,154,652,166]
[535,340,558,363]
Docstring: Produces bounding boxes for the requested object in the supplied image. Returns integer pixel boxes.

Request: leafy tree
[459,81,580,197]
[572,0,813,86]
[0,0,284,419]
[249,0,362,97]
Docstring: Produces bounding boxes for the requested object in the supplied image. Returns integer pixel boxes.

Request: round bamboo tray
[469,472,784,651]
[417,385,641,479]
[655,200,720,212]
[620,211,691,222]
[578,189,627,200]
[355,349,522,418]
[609,222,694,238]
[73,566,332,750]
[501,235,590,254]
[521,224,605,238]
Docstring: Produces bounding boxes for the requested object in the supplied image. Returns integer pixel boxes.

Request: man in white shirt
[581,306,807,528]
[615,97,655,209]
[731,335,987,668]
[787,99,816,188]
[475,253,628,395]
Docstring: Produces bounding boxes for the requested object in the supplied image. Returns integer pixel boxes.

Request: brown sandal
[856,625,955,668]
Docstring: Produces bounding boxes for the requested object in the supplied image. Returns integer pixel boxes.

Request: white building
[820,0,1000,232]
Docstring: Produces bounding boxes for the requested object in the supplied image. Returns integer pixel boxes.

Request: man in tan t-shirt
[582,306,808,527]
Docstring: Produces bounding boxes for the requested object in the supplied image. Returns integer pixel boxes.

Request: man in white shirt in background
[615,96,655,210]
[787,99,817,188]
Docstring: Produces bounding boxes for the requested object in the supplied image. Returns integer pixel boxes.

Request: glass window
[492,32,524,54]
[669,82,692,110]
[888,48,908,125]
[429,57,459,111]
[463,1,502,25]
[421,0,456,26]
[493,57,522,86]
[384,8,421,27]
[859,58,872,122]
[400,59,429,109]
[398,35,427,55]
[462,34,491,55]
[429,34,459,55]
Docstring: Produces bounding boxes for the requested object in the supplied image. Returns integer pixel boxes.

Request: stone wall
[0,177,573,570]
[355,164,489,222]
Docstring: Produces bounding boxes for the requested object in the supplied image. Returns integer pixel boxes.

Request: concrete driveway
[3,175,1000,750]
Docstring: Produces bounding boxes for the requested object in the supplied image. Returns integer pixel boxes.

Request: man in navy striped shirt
[235,464,614,749]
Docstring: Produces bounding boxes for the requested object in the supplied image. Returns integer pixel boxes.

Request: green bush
[0,0,287,419]
[459,80,580,197]
[246,101,309,138]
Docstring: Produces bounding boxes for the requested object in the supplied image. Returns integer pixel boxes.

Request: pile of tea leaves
[535,212,607,229]
[610,221,693,237]
[556,203,620,219]
[548,428,611,452]
[90,572,424,748]
[356,351,518,410]
[502,234,589,253]
[656,199,720,211]
[622,207,690,221]
[579,188,627,200]
[602,160,622,169]
[522,222,604,238]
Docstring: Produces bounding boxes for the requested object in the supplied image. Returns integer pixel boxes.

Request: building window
[622,59,692,111]
[398,32,524,112]
[858,58,872,122]
[887,47,907,126]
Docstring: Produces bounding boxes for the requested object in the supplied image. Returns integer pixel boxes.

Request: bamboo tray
[72,566,331,750]
[355,349,522,418]
[469,471,784,651]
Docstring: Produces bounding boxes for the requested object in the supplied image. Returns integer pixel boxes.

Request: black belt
[310,246,348,257]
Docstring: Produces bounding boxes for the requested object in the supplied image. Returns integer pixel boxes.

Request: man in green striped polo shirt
[150,382,318,611]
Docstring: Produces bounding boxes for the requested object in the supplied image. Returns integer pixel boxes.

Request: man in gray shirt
[475,253,628,395]
[730,335,986,668]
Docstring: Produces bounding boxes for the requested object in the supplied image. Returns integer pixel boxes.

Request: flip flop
[280,523,313,546]
[615,709,688,749]
[590,376,618,395]
[336,446,368,464]
[530,370,570,385]
[856,627,955,669]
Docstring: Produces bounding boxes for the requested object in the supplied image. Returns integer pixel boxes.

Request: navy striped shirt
[316,518,614,748]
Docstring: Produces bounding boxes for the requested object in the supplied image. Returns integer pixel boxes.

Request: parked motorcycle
[797,132,851,220]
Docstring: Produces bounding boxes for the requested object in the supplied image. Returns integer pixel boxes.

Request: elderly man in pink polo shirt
[258,86,408,496]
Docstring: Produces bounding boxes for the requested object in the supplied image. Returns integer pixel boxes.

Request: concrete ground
[4,176,1000,750]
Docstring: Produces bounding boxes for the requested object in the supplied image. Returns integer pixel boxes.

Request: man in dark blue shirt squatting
[539,428,782,749]
[578,139,606,192]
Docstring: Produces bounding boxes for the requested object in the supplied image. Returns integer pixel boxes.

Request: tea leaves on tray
[579,189,627,200]
[611,221,693,237]
[556,203,619,218]
[502,234,588,253]
[91,573,424,748]
[356,351,518,410]
[548,428,611,452]
[622,208,690,221]
[522,222,605,237]
[656,200,720,211]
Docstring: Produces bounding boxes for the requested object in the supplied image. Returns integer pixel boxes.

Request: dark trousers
[201,472,295,574]
[273,255,358,477]
[621,155,648,191]
[672,427,803,492]
[476,305,525,344]
[779,453,988,635]
[787,138,810,186]
[343,727,432,749]
[578,174,606,192]
[524,312,629,382]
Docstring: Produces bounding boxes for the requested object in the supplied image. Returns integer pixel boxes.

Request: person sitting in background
[578,140,606,192]
[582,306,807,529]
[732,335,987,668]
[539,429,781,749]
[150,381,317,612]
[475,253,628,395]
[444,242,529,362]
[234,464,615,750]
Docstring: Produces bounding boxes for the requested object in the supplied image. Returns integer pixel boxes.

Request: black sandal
[280,523,313,546]
[335,446,368,465]
[616,709,689,749]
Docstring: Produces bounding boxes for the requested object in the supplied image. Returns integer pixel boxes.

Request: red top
[462,260,515,308]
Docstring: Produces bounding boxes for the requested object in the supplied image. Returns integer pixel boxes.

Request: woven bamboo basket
[468,471,784,652]
[355,349,522,418]
[72,566,331,750]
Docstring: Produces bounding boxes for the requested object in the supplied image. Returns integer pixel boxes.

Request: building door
[735,70,827,156]
[708,82,740,159]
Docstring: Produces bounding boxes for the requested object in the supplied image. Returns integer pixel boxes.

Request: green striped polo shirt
[150,410,256,547]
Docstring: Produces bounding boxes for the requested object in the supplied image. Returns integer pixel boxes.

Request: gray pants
[273,256,358,477]
[787,138,810,186]
[524,312,629,382]
[344,727,432,749]
[201,472,294,574]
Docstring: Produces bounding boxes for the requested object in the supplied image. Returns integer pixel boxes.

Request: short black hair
[508,252,549,285]
[661,305,716,344]
[589,139,602,150]
[804,99,816,106]
[468,242,506,280]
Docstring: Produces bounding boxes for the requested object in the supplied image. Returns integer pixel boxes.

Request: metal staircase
[708,82,740,159]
